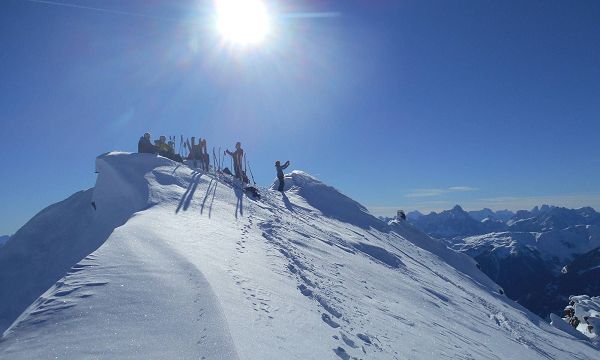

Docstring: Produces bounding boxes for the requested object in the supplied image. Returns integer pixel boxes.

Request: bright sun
[215,0,271,46]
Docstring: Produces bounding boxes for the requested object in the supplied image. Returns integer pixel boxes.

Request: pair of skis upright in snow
[173,136,261,198]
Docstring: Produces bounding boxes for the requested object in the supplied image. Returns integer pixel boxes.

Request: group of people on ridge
[138,133,183,163]
[138,133,290,192]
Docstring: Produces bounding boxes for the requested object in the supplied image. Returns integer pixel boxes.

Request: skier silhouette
[275,160,290,192]
[225,142,244,181]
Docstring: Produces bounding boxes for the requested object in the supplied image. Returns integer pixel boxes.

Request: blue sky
[1,0,599,234]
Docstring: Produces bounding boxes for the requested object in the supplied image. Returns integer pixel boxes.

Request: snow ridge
[0,153,598,359]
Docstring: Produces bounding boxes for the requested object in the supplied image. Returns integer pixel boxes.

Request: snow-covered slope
[0,235,8,247]
[0,153,598,359]
[454,226,600,270]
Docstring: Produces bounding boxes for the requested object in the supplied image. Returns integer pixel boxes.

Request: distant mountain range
[0,235,9,247]
[393,205,600,318]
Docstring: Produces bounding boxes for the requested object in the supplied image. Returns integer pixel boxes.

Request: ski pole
[212,147,216,173]
[247,160,256,185]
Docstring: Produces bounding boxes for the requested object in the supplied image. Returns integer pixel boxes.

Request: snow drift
[270,171,387,231]
[556,295,600,348]
[0,152,598,359]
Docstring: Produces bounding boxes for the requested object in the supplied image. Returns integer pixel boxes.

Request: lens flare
[215,0,271,46]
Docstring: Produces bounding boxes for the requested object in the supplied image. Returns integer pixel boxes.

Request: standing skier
[275,160,290,192]
[200,138,210,171]
[225,142,244,181]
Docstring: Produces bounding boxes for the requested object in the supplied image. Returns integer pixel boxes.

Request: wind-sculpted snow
[271,171,387,231]
[555,295,600,348]
[0,189,96,334]
[0,152,168,335]
[570,295,600,347]
[1,153,599,359]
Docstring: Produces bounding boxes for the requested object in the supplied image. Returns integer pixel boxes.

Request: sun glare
[215,0,271,46]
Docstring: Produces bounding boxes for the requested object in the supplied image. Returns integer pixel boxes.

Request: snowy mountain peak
[0,153,598,359]
[468,208,515,222]
[272,170,386,231]
[468,208,495,221]
[451,204,465,212]
[406,210,423,220]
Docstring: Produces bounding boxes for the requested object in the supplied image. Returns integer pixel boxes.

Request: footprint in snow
[341,333,358,348]
[334,347,350,360]
[321,313,340,328]
[356,333,371,344]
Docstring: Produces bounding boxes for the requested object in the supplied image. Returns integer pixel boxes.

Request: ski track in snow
[0,153,599,359]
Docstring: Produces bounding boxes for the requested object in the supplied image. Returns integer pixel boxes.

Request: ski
[212,147,216,173]
[247,160,256,185]
[220,147,223,172]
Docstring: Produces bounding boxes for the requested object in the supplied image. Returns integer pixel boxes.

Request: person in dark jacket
[138,133,156,154]
[225,142,244,180]
[275,160,290,192]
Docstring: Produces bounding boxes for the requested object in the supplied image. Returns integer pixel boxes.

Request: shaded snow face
[0,235,9,247]
[0,189,97,334]
[0,152,175,334]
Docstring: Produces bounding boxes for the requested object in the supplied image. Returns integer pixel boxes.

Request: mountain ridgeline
[1,152,599,358]
[403,205,600,318]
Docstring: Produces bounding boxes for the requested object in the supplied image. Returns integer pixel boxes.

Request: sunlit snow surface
[0,153,598,359]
